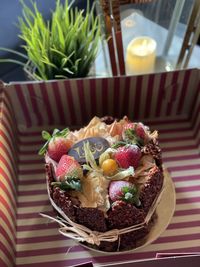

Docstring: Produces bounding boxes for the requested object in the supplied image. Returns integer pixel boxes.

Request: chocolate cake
[40,116,164,252]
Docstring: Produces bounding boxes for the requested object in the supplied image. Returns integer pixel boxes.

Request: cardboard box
[0,68,200,267]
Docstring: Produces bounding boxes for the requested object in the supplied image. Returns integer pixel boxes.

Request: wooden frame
[100,0,200,76]
[100,0,154,75]
[176,0,200,69]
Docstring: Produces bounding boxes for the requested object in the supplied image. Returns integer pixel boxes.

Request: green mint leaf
[121,185,141,206]
[124,192,133,200]
[122,185,137,195]
[55,182,71,190]
[67,178,82,191]
[51,178,82,191]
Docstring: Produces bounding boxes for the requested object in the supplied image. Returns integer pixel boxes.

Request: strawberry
[39,128,73,162]
[114,144,141,169]
[109,180,141,206]
[123,122,146,146]
[56,155,83,181]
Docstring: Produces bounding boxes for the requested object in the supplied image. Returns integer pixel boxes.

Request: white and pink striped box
[0,68,200,267]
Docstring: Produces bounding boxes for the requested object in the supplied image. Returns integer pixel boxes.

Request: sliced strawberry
[109,180,140,206]
[39,128,73,162]
[114,144,141,169]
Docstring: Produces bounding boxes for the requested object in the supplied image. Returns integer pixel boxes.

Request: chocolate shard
[68,137,110,164]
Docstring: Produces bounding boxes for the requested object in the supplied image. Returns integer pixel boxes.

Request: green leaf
[59,128,69,136]
[52,128,69,138]
[121,185,141,206]
[51,177,82,191]
[63,67,74,75]
[38,140,49,155]
[67,178,82,191]
[52,129,60,135]
[122,185,137,195]
[124,129,144,147]
[42,130,51,140]
[55,75,68,79]
[0,59,26,67]
[112,141,127,149]
[0,47,28,59]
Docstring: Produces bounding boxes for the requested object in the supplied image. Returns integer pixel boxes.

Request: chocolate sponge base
[46,162,163,252]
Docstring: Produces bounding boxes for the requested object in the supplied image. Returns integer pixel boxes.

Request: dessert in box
[40,116,165,252]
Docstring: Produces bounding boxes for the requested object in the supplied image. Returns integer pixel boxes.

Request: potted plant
[0,0,102,80]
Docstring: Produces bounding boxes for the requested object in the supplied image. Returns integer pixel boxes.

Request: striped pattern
[191,79,200,150]
[15,119,200,267]
[0,89,18,267]
[7,69,198,128]
[0,69,200,266]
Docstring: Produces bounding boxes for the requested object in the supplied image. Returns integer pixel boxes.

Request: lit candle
[126,36,157,75]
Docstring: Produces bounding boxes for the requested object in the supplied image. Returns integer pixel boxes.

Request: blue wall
[0,0,92,81]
